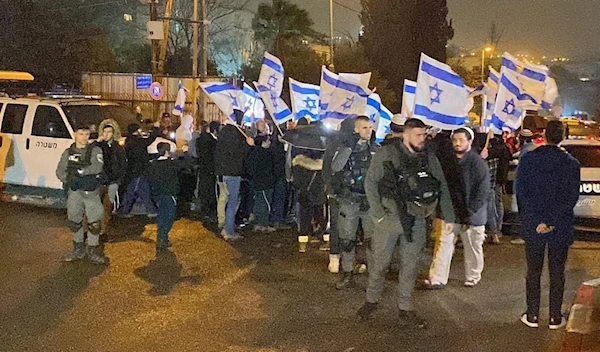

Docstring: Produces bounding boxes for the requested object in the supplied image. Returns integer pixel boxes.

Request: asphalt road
[1,201,600,352]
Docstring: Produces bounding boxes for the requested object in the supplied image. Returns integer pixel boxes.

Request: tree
[360,0,453,110]
[252,0,324,56]
[0,0,116,87]
[413,0,454,63]
[242,0,326,86]
[334,41,397,110]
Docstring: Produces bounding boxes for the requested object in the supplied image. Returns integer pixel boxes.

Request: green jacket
[365,138,455,224]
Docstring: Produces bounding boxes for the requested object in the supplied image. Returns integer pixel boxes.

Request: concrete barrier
[561,278,600,351]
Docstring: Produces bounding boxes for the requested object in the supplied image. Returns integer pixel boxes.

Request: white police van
[503,138,600,232]
[0,96,138,190]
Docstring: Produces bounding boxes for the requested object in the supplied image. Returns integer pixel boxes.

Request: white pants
[429,224,486,285]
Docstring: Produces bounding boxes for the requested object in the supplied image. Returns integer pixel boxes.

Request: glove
[344,133,360,148]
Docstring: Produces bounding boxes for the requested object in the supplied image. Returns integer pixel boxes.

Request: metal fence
[81,72,228,124]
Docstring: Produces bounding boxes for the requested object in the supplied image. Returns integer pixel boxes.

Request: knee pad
[340,239,356,252]
[88,221,102,235]
[68,221,83,232]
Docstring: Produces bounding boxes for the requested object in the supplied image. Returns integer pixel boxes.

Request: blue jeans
[120,177,157,215]
[155,194,176,249]
[270,178,287,223]
[254,189,273,226]
[223,176,241,235]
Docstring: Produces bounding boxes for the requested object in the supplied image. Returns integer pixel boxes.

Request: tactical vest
[333,141,372,196]
[66,144,103,191]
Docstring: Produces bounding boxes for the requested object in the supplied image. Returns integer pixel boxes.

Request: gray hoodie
[457,149,490,226]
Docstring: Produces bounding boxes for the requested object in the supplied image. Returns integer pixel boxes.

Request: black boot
[335,271,355,290]
[357,302,378,321]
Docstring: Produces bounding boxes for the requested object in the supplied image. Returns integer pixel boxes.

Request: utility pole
[192,0,199,121]
[149,0,160,120]
[329,0,334,70]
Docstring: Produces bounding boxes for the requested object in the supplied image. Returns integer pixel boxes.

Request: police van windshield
[563,146,600,168]
[62,105,138,137]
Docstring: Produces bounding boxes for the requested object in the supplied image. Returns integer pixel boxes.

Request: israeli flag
[484,67,501,124]
[242,83,265,125]
[401,79,416,118]
[255,83,293,125]
[318,66,339,120]
[322,70,372,127]
[289,78,320,121]
[502,52,555,109]
[366,93,393,143]
[200,82,246,122]
[258,52,285,96]
[414,53,470,130]
[490,68,535,132]
[172,81,186,116]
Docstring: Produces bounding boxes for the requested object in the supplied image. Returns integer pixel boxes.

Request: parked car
[0,96,138,189]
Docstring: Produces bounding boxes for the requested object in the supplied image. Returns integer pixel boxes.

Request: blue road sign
[136,75,152,89]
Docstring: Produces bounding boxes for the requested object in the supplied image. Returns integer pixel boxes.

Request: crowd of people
[55,110,580,330]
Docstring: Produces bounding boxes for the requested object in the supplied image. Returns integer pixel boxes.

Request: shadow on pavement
[134,250,201,296]
[2,261,106,339]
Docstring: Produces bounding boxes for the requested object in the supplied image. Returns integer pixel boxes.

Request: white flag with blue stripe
[365,93,393,143]
[318,66,338,120]
[242,83,264,125]
[401,79,417,118]
[289,78,320,121]
[322,70,371,127]
[258,52,285,96]
[502,52,557,109]
[490,68,536,132]
[255,82,293,125]
[200,82,245,122]
[414,53,470,130]
[172,80,186,116]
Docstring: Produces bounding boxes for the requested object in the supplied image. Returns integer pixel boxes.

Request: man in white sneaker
[426,127,489,289]
[516,121,580,329]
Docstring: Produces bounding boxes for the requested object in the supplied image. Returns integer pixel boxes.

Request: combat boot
[64,241,86,262]
[87,246,107,265]
[335,272,355,290]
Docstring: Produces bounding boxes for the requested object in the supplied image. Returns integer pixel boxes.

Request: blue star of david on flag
[303,97,317,109]
[267,75,278,90]
[429,83,442,104]
[341,96,355,111]
[228,93,239,108]
[270,92,279,108]
[502,98,516,115]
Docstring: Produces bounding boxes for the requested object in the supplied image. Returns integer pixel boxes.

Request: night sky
[292,0,600,58]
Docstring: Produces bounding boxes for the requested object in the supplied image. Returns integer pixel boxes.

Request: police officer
[56,123,107,264]
[357,118,455,328]
[330,116,377,289]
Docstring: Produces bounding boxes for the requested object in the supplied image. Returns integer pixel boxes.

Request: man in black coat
[215,110,254,240]
[516,120,580,330]
[195,120,220,220]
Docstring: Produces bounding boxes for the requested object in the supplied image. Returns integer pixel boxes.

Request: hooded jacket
[95,119,126,184]
[516,145,580,245]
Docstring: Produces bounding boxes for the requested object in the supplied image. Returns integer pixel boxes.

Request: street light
[481,46,493,82]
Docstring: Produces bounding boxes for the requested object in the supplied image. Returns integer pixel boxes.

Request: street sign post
[149,82,164,101]
[136,75,152,89]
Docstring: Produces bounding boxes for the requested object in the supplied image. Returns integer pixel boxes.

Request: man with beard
[357,118,454,328]
[426,127,490,289]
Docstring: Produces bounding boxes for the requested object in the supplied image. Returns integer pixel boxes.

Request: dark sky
[295,0,600,58]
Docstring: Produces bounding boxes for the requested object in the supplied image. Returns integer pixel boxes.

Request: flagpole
[329,0,335,70]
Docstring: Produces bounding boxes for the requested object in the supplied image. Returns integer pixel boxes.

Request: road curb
[561,278,600,351]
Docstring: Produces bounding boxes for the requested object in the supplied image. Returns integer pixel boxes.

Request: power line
[332,0,361,14]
